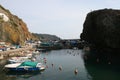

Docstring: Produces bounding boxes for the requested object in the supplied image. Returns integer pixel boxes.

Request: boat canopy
[19,61,38,67]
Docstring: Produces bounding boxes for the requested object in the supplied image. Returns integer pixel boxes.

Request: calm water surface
[0,49,120,80]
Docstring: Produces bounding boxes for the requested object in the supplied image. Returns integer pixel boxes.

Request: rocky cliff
[0,5,36,45]
[81,9,120,51]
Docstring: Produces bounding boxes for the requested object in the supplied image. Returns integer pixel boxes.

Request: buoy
[46,65,48,68]
[52,63,54,67]
[44,61,47,64]
[108,61,111,64]
[43,57,46,60]
[96,58,99,62]
[59,66,62,71]
[74,68,78,75]
[44,57,47,64]
[73,54,75,56]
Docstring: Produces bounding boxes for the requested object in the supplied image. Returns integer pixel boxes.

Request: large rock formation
[81,9,120,51]
[0,5,36,45]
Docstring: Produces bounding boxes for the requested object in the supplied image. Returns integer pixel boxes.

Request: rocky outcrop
[81,9,120,51]
[0,5,36,45]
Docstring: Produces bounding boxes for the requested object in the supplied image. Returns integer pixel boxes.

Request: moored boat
[8,57,31,64]
[4,61,45,72]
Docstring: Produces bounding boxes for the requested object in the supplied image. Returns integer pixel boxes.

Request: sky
[0,0,120,39]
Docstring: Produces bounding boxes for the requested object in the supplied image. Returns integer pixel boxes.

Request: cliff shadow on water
[83,49,120,80]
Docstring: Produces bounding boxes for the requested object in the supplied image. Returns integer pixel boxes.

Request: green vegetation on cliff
[0,5,36,45]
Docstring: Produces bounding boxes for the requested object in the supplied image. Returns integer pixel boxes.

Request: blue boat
[4,61,45,72]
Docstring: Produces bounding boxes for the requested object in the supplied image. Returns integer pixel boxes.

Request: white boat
[4,61,45,72]
[8,57,31,64]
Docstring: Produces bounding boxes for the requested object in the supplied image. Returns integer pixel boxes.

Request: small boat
[4,61,45,72]
[8,57,31,64]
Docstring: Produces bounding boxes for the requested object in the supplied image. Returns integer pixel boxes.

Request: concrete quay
[0,47,35,60]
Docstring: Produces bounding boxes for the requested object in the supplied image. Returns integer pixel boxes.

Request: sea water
[0,49,120,80]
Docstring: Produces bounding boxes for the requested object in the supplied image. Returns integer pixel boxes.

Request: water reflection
[6,71,41,79]
[2,49,116,80]
[38,49,92,80]
[83,50,120,80]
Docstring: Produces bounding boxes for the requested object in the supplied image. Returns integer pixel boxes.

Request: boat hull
[7,67,45,72]
[4,61,45,72]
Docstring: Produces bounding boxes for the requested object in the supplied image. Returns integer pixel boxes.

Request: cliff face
[81,9,120,50]
[0,5,35,45]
